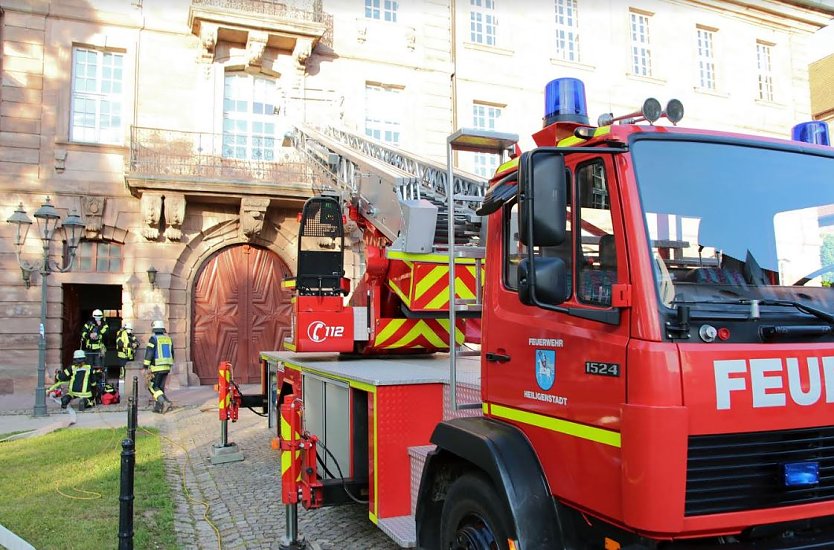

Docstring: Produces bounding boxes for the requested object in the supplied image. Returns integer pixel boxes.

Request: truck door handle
[486,352,511,363]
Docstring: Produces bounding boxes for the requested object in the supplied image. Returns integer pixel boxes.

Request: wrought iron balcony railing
[128,126,330,190]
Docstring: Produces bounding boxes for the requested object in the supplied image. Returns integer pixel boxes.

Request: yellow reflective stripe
[387,279,412,307]
[369,511,378,525]
[415,265,447,299]
[496,156,519,174]
[280,414,291,474]
[387,250,477,265]
[374,319,403,344]
[388,322,443,349]
[282,279,296,289]
[557,125,612,147]
[482,402,490,414]
[282,340,296,351]
[489,403,621,448]
[436,320,465,345]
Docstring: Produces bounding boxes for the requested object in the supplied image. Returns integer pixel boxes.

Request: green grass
[0,427,178,550]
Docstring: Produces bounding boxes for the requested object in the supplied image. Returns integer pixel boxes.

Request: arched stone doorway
[192,244,292,384]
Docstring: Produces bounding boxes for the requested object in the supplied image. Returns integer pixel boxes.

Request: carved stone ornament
[199,24,218,63]
[164,193,186,241]
[141,193,163,240]
[406,28,416,51]
[54,149,67,173]
[83,196,105,239]
[246,31,269,69]
[239,197,270,240]
[293,38,313,68]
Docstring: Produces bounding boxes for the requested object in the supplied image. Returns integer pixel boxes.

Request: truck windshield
[631,136,834,313]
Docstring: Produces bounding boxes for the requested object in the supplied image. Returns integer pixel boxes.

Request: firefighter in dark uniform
[144,319,174,413]
[115,321,139,378]
[61,349,95,410]
[81,309,108,368]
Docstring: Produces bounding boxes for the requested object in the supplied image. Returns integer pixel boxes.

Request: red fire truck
[262,78,834,549]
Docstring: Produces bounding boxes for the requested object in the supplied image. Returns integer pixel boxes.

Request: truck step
[378,515,416,548]
[409,444,436,516]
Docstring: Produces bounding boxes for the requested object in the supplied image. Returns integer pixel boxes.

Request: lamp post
[7,197,84,417]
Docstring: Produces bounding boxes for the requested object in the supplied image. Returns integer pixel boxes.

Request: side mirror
[519,149,567,247]
[519,257,569,306]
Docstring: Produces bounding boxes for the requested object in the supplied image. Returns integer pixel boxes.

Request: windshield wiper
[671,298,834,324]
[753,299,834,325]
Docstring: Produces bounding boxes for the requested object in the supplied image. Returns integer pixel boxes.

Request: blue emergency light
[783,461,819,487]
[543,78,589,127]
[791,121,830,146]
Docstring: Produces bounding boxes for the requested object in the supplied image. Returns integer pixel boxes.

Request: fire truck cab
[416,81,834,548]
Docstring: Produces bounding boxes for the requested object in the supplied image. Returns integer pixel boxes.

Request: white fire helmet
[92,309,103,319]
[123,321,133,332]
[73,349,86,360]
[152,320,165,331]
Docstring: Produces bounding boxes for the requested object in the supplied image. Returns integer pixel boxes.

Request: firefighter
[47,361,74,398]
[81,309,109,368]
[115,320,139,378]
[60,349,95,410]
[144,319,174,413]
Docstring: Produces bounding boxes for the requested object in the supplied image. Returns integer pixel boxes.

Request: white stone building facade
[0,0,831,396]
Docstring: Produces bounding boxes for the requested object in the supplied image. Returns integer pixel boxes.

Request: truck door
[482,154,628,516]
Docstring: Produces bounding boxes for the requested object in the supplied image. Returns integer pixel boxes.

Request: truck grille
[686,426,834,516]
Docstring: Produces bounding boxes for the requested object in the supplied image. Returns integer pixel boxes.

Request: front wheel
[439,472,514,550]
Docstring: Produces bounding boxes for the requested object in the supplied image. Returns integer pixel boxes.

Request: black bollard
[119,376,139,549]
[118,437,135,550]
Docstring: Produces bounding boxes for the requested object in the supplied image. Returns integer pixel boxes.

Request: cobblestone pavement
[157,396,399,550]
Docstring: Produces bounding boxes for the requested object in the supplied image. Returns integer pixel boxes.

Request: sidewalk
[0,385,398,549]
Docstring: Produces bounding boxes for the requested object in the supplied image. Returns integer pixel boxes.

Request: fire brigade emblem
[535,349,556,391]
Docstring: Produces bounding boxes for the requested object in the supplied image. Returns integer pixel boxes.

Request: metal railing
[128,126,330,189]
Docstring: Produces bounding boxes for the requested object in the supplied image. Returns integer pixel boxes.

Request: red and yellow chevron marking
[411,264,483,311]
[372,318,465,350]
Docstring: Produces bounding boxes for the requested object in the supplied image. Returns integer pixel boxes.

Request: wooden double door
[192,244,292,384]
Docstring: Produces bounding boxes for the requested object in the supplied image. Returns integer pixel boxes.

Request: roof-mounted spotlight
[664,99,684,125]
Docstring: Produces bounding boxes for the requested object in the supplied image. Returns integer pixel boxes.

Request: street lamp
[7,197,84,417]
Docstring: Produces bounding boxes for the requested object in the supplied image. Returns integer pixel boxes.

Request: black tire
[439,472,514,550]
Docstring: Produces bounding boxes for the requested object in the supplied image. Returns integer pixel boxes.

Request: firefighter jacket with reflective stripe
[116,329,138,360]
[69,365,93,399]
[144,334,174,373]
[81,320,108,352]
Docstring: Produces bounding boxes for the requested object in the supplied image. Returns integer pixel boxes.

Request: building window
[365,83,402,146]
[470,0,497,46]
[629,11,652,77]
[554,0,579,62]
[472,102,502,178]
[696,27,716,89]
[757,41,774,102]
[73,240,122,273]
[222,74,277,161]
[365,0,398,22]
[70,47,124,144]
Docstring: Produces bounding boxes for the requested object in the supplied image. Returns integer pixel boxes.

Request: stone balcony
[125,126,328,201]
[188,0,332,64]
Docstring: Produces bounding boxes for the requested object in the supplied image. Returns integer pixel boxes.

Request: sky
[811,20,834,62]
